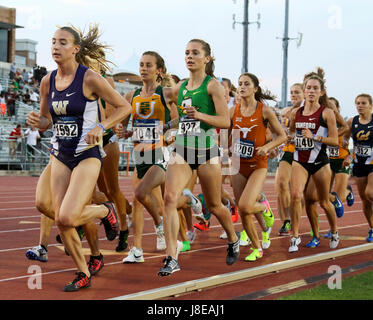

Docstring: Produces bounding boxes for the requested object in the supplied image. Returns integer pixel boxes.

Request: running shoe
[245,248,263,262]
[123,247,145,263]
[239,230,250,246]
[306,237,321,248]
[220,231,227,239]
[183,189,203,219]
[101,202,119,241]
[116,229,129,252]
[158,256,180,276]
[193,220,210,232]
[289,236,301,253]
[231,205,239,223]
[366,229,373,243]
[260,192,275,228]
[262,227,272,250]
[331,192,344,218]
[186,229,197,243]
[323,230,332,239]
[155,219,166,251]
[329,232,340,249]
[87,253,104,276]
[181,241,191,252]
[25,245,48,262]
[346,185,354,207]
[226,232,240,265]
[278,220,291,236]
[197,193,211,221]
[63,272,91,292]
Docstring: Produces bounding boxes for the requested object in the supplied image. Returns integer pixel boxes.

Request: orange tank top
[231,101,267,163]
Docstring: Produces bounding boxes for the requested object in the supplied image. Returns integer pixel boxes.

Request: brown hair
[303,67,330,108]
[329,97,340,109]
[188,39,215,77]
[142,51,174,87]
[355,93,373,105]
[59,23,114,74]
[239,73,276,102]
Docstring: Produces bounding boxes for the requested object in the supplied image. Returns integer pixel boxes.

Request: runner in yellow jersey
[118,51,178,263]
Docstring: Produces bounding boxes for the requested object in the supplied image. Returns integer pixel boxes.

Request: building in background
[15,39,38,67]
[0,5,23,64]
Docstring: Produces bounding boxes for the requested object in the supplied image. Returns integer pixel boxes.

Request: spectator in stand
[22,69,28,84]
[9,62,16,80]
[8,124,22,159]
[27,69,34,84]
[30,90,39,106]
[5,88,16,117]
[0,92,6,116]
[24,125,40,161]
[23,89,31,104]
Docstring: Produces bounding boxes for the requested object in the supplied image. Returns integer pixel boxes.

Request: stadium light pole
[278,0,302,108]
[233,0,261,73]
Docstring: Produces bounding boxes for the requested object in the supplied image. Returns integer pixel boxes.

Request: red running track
[0,175,372,300]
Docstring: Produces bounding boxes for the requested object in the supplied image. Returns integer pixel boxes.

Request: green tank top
[175,75,217,149]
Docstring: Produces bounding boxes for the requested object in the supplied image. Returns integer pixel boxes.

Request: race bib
[54,117,78,139]
[355,144,372,157]
[132,119,161,144]
[177,118,201,136]
[234,139,255,159]
[327,146,339,157]
[295,135,314,150]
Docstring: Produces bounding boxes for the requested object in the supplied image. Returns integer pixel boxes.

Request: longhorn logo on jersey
[52,100,69,115]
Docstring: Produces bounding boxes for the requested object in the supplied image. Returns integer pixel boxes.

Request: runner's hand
[85,125,103,145]
[26,111,41,128]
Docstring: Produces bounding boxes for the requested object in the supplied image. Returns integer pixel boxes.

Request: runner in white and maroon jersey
[288,68,340,253]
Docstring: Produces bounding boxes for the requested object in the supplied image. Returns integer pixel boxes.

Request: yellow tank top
[131,86,170,151]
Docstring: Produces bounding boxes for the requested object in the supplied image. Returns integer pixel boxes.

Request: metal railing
[0,136,135,174]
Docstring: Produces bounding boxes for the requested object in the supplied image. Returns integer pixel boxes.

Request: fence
[0,136,135,175]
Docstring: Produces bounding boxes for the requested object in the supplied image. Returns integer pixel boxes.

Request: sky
[3,0,372,117]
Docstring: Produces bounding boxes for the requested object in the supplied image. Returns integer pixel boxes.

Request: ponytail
[59,23,114,74]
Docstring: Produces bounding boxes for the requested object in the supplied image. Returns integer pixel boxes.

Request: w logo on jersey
[52,100,69,115]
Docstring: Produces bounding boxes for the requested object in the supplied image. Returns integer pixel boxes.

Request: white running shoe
[155,219,166,251]
[289,236,301,253]
[25,245,48,262]
[329,232,340,249]
[262,227,272,250]
[176,240,183,259]
[123,247,144,263]
[239,230,251,246]
[219,231,228,239]
[183,189,204,219]
[186,229,197,243]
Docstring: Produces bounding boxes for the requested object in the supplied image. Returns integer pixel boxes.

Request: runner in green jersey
[158,39,240,276]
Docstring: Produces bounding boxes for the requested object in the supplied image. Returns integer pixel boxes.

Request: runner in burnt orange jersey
[230,73,286,261]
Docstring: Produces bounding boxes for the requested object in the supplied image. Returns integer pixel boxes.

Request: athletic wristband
[97,123,105,133]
